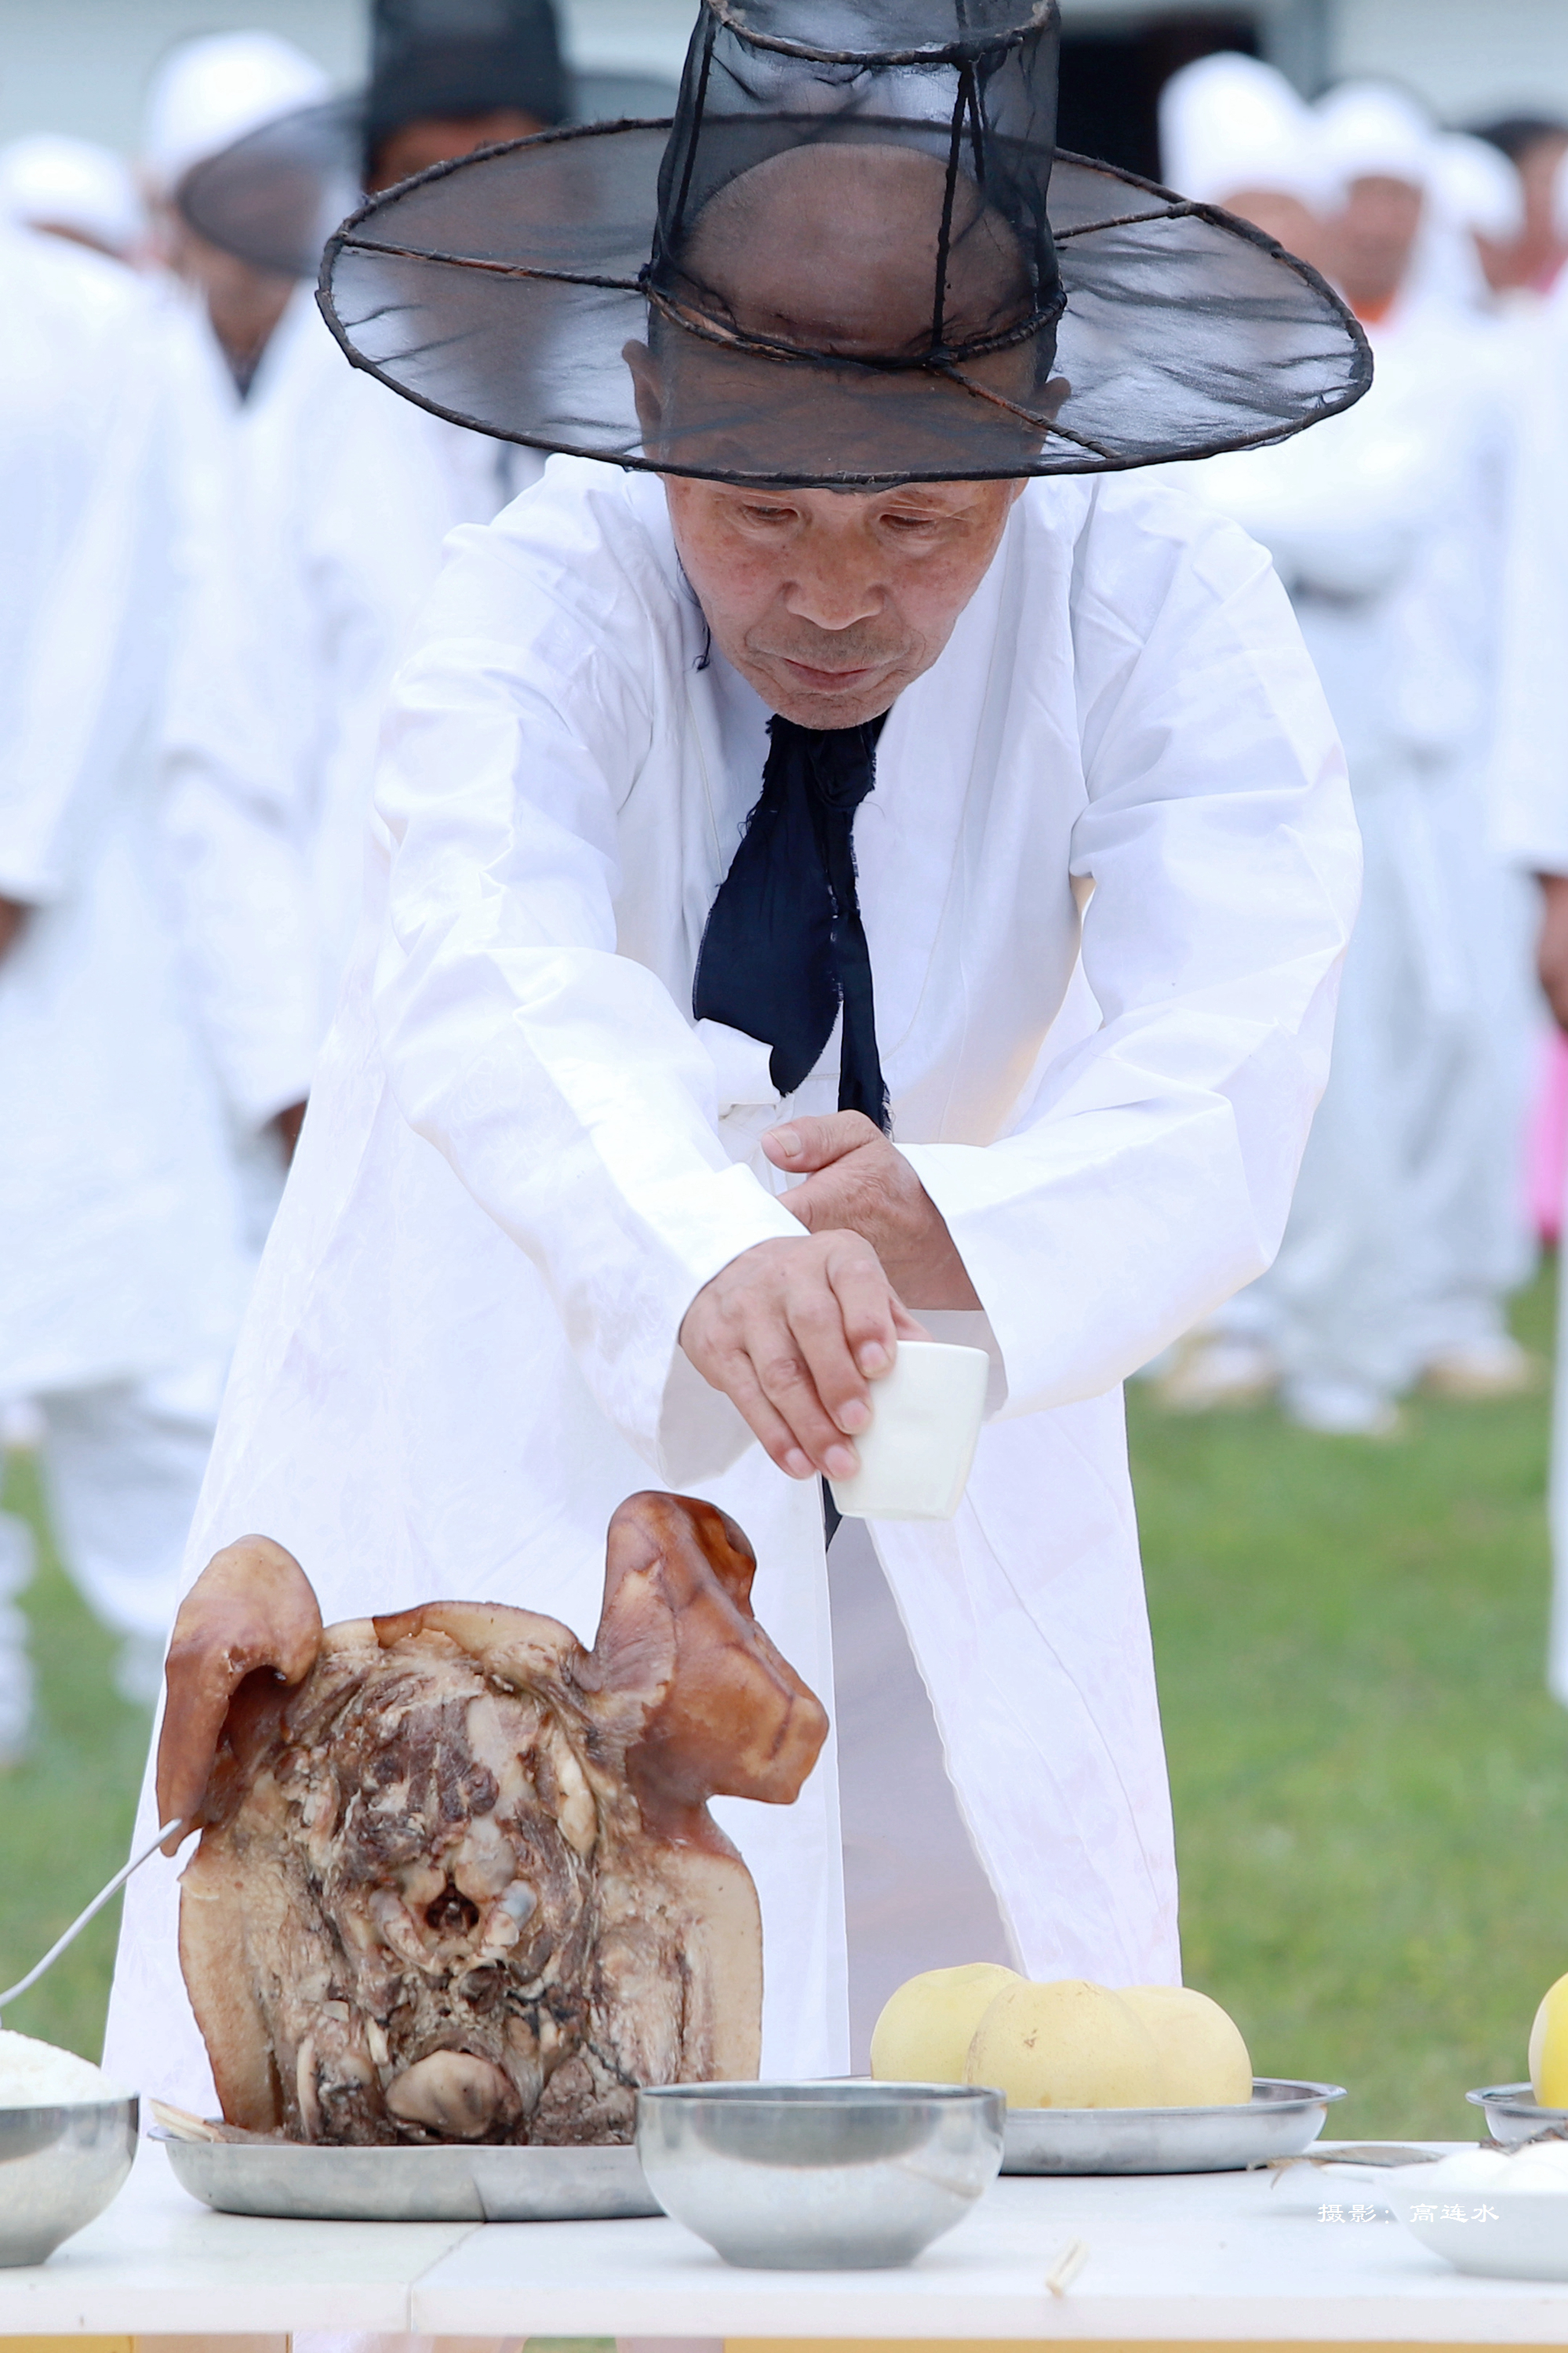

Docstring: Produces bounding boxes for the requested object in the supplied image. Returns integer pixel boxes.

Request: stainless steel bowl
[0,2097,139,2265]
[635,2080,1004,2269]
[1467,2083,1568,2145]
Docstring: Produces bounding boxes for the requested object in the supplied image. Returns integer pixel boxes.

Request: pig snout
[384,2050,518,2139]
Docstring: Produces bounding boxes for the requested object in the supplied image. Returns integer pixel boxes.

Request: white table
[4,2142,1568,2344]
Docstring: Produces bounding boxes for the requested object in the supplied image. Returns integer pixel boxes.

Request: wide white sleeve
[900,493,1360,1416]
[371,494,800,1480]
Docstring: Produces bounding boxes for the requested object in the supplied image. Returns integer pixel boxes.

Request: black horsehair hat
[316,0,1370,488]
[177,0,676,281]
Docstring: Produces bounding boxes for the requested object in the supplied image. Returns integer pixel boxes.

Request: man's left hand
[762,1111,980,1311]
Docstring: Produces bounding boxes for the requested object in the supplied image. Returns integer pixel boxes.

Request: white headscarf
[1159,52,1345,213]
[1315,80,1434,196]
[1429,133,1524,242]
[141,31,330,198]
[0,135,144,257]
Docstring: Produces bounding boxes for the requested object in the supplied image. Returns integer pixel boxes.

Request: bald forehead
[680,141,1030,358]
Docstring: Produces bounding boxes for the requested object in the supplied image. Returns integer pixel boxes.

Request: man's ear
[622,338,664,448]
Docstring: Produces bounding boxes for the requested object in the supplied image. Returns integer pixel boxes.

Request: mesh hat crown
[319,0,1371,485]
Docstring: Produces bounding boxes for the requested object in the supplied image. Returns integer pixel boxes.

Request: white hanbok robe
[163,299,543,1136]
[106,456,1358,2099]
[1173,296,1533,1411]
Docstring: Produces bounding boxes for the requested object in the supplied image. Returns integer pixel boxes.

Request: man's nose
[784,536,884,631]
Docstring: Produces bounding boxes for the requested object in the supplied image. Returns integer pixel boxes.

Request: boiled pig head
[158,1493,828,2145]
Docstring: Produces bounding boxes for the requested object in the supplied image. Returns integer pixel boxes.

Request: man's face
[1219,187,1331,277]
[664,474,1024,729]
[367,106,546,194]
[1329,173,1424,309]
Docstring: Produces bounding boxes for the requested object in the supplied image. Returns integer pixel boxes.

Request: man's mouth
[776,656,885,693]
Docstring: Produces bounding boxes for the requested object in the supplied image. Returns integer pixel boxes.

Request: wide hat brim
[176,75,678,279]
[318,118,1371,486]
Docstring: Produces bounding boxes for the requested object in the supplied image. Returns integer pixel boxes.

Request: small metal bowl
[0,2097,139,2265]
[1467,2083,1568,2145]
[635,2080,1004,2270]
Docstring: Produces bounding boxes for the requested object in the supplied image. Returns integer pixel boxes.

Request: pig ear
[156,1537,322,1851]
[588,1493,828,1824]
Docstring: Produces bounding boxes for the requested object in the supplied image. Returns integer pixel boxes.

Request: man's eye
[742,504,797,526]
[882,512,942,534]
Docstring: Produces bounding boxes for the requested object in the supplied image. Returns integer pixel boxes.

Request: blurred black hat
[366,0,566,149]
[315,0,1370,487]
[177,0,675,277]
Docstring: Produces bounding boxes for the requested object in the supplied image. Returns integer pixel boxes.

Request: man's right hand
[1540,873,1568,1033]
[0,896,30,966]
[679,1232,927,1482]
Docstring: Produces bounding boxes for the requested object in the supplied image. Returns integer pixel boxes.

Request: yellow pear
[1119,1985,1253,2107]
[1529,1971,1568,2108]
[869,1962,1020,2083]
[964,1977,1162,2108]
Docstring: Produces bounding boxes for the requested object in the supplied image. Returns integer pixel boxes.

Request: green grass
[0,1450,151,2062]
[2,1270,1565,2137]
[1133,1263,1568,2140]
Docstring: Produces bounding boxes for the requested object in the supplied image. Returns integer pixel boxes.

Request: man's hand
[762,1111,981,1311]
[1540,874,1568,1033]
[679,1232,928,1481]
[0,896,31,966]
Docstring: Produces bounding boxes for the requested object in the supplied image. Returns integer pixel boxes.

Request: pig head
[159,1493,828,2145]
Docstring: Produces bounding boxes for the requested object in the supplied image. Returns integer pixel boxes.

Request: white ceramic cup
[828,1340,989,1522]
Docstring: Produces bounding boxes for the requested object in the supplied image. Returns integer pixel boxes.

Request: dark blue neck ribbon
[692,711,890,1133]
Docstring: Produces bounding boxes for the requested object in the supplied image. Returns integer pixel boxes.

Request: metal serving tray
[155,2130,661,2222]
[1001,2077,1346,2175]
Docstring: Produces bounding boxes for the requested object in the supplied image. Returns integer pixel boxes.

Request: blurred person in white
[1158,73,1534,1433]
[141,31,330,398]
[0,213,256,1727]
[0,42,326,1726]
[0,135,144,264]
[159,0,584,1173]
[1472,117,1568,302]
[1490,147,1568,1703]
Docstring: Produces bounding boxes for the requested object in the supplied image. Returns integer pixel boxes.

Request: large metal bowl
[1002,2078,1347,2174]
[635,2080,1004,2269]
[0,2097,139,2265]
[1466,2083,1568,2146]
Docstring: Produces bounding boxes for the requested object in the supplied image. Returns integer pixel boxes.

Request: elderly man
[107,0,1363,2093]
